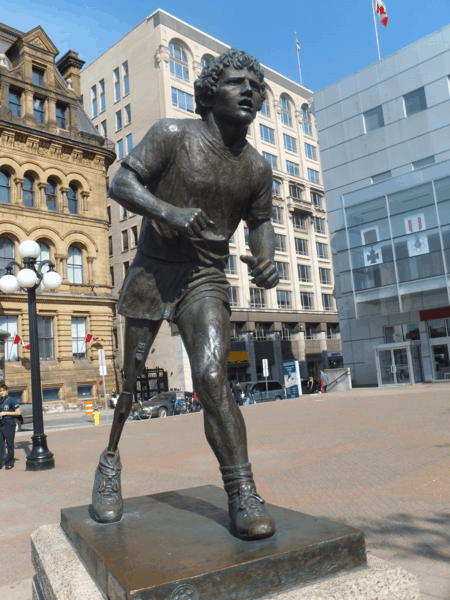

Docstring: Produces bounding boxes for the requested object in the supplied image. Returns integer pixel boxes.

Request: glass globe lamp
[19,240,40,260]
[35,280,46,295]
[0,274,19,293]
[17,268,38,289]
[43,270,62,291]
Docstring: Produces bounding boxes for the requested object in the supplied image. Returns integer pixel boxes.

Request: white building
[314,24,450,386]
[80,9,341,390]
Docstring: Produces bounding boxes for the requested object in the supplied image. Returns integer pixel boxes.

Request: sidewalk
[2,383,450,599]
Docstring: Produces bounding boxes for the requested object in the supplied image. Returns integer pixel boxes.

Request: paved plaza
[1,383,450,599]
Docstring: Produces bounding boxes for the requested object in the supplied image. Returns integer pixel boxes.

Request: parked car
[15,401,33,432]
[132,391,193,419]
[240,381,285,404]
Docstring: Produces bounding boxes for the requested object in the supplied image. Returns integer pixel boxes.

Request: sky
[2,1,450,91]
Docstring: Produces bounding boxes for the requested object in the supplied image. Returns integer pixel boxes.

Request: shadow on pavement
[15,439,32,456]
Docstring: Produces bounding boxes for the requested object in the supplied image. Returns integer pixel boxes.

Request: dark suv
[241,381,285,403]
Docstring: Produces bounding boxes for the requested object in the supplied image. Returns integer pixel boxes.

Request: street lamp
[0,239,62,471]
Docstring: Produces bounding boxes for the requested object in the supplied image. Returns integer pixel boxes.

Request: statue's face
[211,66,263,126]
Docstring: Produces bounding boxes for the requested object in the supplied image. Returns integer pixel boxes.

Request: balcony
[287,196,314,215]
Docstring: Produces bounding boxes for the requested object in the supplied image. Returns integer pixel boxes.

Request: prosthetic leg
[91,318,161,523]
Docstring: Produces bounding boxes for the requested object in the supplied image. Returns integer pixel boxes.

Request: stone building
[0,22,116,405]
[80,9,341,390]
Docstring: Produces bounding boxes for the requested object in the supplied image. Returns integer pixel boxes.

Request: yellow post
[93,411,101,426]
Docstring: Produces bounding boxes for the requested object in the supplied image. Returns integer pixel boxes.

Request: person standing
[0,385,21,470]
[320,370,328,394]
[232,381,243,406]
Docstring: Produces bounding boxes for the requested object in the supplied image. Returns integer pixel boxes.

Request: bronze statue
[91,48,279,540]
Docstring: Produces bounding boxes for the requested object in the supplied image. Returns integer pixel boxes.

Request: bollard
[85,400,94,416]
[93,409,100,426]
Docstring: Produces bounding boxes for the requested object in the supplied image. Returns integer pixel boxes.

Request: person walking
[0,384,21,470]
[232,381,243,406]
[320,370,328,394]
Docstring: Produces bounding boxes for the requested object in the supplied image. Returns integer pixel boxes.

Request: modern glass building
[313,24,450,386]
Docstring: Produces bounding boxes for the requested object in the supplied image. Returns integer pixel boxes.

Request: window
[68,246,83,283]
[94,125,99,133]
[108,236,113,256]
[364,105,385,132]
[244,227,249,245]
[413,156,435,170]
[385,323,420,343]
[302,106,312,135]
[113,328,118,350]
[316,242,329,259]
[277,290,292,309]
[305,143,317,160]
[0,237,14,276]
[327,323,340,339]
[272,180,280,196]
[271,206,283,224]
[286,161,300,177]
[38,316,54,360]
[201,54,213,69]
[371,170,391,184]
[292,212,307,230]
[275,234,286,252]
[123,261,129,276]
[78,385,93,398]
[301,292,314,310]
[115,110,122,131]
[56,104,67,129]
[307,168,320,183]
[169,41,189,82]
[91,85,97,117]
[171,87,194,112]
[289,184,302,199]
[322,294,333,311]
[0,315,18,361]
[0,170,11,203]
[42,388,60,402]
[45,179,57,211]
[283,134,297,153]
[229,233,235,244]
[298,264,311,282]
[22,175,34,207]
[68,184,78,215]
[260,100,270,117]
[33,97,45,123]
[38,242,50,274]
[224,255,237,275]
[260,124,275,144]
[311,191,322,207]
[295,238,308,256]
[32,68,44,86]
[275,261,290,280]
[113,67,120,102]
[250,287,265,308]
[126,133,133,154]
[122,61,130,95]
[131,225,138,247]
[404,87,427,117]
[262,152,277,170]
[280,96,292,127]
[313,217,326,234]
[121,230,129,251]
[99,79,105,112]
[120,206,127,220]
[228,286,239,307]
[319,267,332,284]
[117,139,124,160]
[110,266,114,287]
[9,90,21,116]
[72,317,87,359]
[124,104,131,125]
[101,120,107,137]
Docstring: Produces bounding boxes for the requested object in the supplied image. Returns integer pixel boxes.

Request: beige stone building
[0,22,116,405]
[80,9,341,390]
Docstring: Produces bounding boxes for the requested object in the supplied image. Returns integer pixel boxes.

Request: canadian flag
[85,334,99,343]
[376,0,389,27]
[13,334,21,344]
[21,340,31,350]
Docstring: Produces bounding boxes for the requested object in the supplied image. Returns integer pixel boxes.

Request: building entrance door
[375,343,415,386]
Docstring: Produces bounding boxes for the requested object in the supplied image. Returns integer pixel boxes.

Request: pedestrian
[320,370,328,394]
[110,389,119,408]
[307,376,315,394]
[0,384,21,470]
[232,381,243,406]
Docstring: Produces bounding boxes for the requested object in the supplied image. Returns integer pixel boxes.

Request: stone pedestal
[31,485,420,600]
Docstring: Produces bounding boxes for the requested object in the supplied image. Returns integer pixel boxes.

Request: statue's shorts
[117,252,231,323]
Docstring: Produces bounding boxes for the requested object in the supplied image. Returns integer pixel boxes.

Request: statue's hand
[240,255,279,289]
[163,206,215,238]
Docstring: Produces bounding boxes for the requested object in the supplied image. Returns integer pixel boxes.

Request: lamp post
[0,240,62,471]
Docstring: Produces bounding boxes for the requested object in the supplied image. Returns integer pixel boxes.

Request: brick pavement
[1,383,450,599]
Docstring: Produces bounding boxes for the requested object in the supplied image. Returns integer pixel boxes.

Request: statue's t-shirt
[122,118,273,267]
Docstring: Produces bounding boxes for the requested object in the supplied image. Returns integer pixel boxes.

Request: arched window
[68,246,83,284]
[302,104,312,135]
[169,41,189,82]
[0,170,11,203]
[280,96,293,127]
[46,179,57,211]
[201,54,213,70]
[0,237,14,276]
[38,242,50,274]
[23,175,35,207]
[68,184,78,215]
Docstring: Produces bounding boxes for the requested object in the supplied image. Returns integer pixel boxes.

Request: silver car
[15,402,33,432]
[241,381,285,403]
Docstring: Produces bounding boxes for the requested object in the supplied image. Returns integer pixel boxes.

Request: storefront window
[428,319,447,338]
[432,345,450,380]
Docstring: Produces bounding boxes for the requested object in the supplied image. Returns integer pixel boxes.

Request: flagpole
[294,32,303,86]
[8,334,15,362]
[371,0,381,60]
